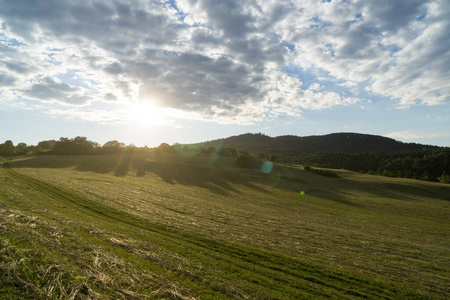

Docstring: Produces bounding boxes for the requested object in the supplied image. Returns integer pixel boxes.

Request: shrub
[382,170,391,177]
[239,150,249,156]
[217,147,238,157]
[258,153,267,159]
[268,154,278,162]
[201,146,216,154]
[236,154,253,168]
[311,168,340,178]
[304,166,340,178]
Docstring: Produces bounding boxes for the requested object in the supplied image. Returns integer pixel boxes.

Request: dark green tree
[38,140,56,152]
[52,137,98,155]
[0,140,15,156]
[268,154,277,162]
[15,142,29,155]
[217,147,238,157]
[102,140,126,153]
[258,152,267,159]
[438,171,450,184]
[236,154,253,168]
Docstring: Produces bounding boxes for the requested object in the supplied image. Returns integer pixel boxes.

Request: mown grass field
[0,153,449,299]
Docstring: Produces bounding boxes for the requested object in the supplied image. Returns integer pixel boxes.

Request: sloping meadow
[1,154,449,298]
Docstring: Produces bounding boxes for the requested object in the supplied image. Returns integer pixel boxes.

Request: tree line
[0,138,275,159]
[0,137,134,156]
[0,137,247,158]
[1,137,448,184]
[281,149,450,184]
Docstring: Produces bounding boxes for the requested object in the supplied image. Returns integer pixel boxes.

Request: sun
[126,101,166,128]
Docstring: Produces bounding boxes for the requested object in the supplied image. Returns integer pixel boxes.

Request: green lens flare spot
[261,161,274,174]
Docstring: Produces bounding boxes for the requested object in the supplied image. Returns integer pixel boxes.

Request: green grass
[0,154,449,299]
[303,165,340,178]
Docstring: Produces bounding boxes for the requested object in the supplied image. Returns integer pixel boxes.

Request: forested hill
[201,132,437,155]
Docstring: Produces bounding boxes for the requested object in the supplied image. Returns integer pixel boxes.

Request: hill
[198,133,450,183]
[1,153,449,298]
[200,132,437,154]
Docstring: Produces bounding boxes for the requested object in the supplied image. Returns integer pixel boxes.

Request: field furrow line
[5,169,423,299]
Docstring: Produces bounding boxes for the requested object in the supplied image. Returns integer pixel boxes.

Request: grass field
[1,153,449,299]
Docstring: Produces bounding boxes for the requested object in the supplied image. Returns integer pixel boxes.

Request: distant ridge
[199,132,437,154]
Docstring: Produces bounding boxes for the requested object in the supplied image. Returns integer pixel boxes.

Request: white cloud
[22,76,92,105]
[46,108,128,125]
[0,0,449,125]
[369,2,450,106]
[386,131,435,140]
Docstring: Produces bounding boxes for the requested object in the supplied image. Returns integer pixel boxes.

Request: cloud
[362,0,429,33]
[22,76,92,105]
[46,108,127,125]
[386,131,435,140]
[369,0,450,106]
[0,73,17,86]
[104,93,118,101]
[288,0,450,106]
[0,0,449,125]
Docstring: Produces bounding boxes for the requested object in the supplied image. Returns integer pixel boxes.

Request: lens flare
[261,161,274,174]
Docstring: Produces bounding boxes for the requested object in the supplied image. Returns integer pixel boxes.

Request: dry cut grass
[0,154,449,299]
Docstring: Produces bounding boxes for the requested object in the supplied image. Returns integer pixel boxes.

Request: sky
[1,0,450,147]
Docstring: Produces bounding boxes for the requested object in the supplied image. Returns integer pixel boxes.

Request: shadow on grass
[351,179,450,202]
[8,154,272,196]
[8,155,121,174]
[145,159,271,195]
[144,158,364,206]
[274,165,364,207]
[10,154,448,203]
[5,153,361,204]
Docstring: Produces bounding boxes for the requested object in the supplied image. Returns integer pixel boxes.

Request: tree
[258,152,267,160]
[0,140,15,156]
[52,137,72,155]
[236,154,253,168]
[52,137,98,155]
[72,136,96,154]
[268,153,277,162]
[38,140,56,152]
[217,147,238,157]
[15,142,29,155]
[201,146,216,154]
[102,140,125,153]
[156,143,175,154]
[438,171,450,184]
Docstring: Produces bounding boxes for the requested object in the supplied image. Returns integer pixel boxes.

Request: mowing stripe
[5,169,423,299]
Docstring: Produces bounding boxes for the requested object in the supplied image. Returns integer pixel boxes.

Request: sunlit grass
[1,154,449,298]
